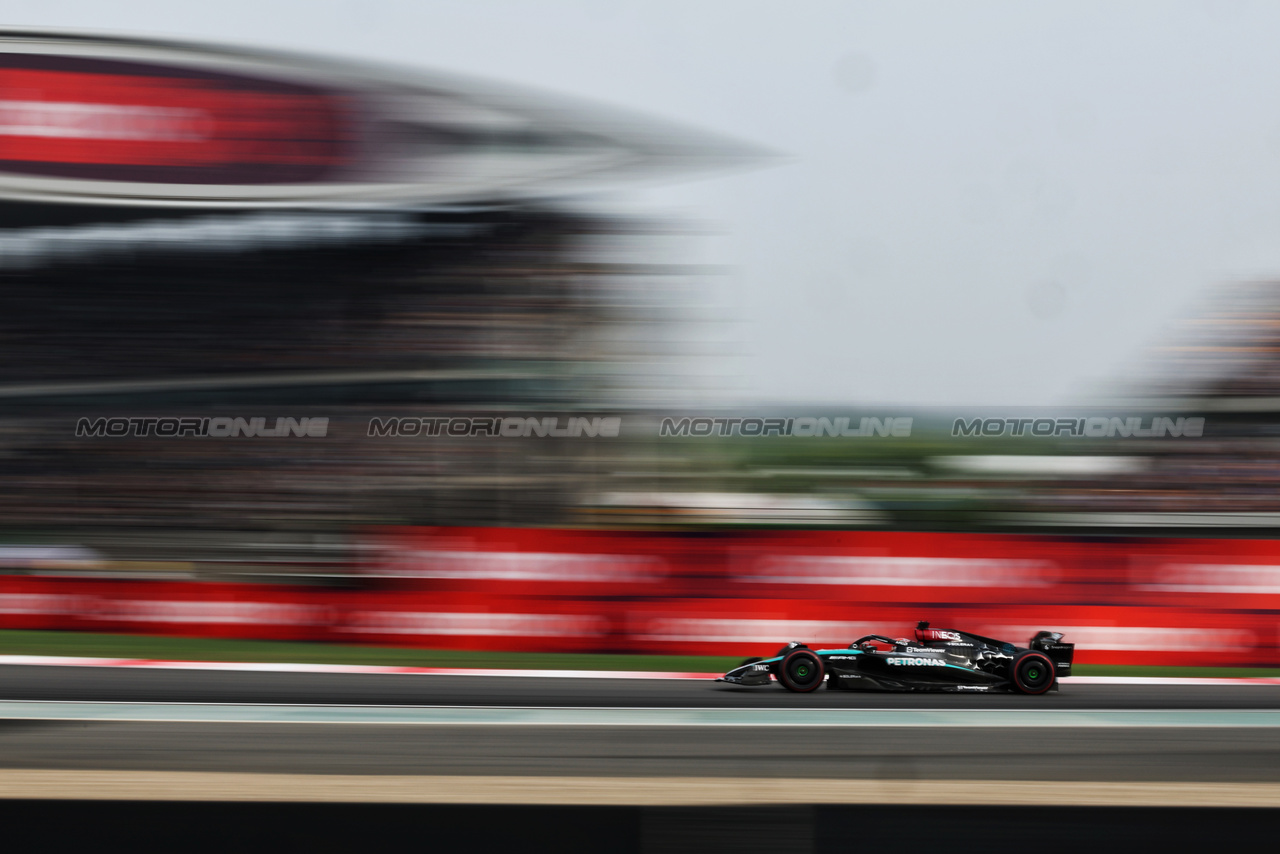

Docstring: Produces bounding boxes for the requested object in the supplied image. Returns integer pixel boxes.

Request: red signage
[0,54,352,185]
[7,528,1280,667]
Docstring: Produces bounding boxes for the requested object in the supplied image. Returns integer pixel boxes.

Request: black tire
[1010,651,1056,695]
[777,649,825,693]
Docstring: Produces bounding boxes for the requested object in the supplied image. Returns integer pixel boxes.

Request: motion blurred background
[3,2,1280,669]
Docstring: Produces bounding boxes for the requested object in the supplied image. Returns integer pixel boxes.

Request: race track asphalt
[1,665,1279,783]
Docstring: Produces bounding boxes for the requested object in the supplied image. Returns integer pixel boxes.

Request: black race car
[716,621,1074,694]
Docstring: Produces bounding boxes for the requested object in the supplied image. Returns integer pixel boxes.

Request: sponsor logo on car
[886,657,948,667]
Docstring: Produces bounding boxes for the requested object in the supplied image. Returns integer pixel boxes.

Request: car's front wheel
[1010,650,1056,695]
[778,648,825,693]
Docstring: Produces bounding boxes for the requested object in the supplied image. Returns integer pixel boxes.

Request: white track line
[3,701,1280,727]
[1,655,1279,685]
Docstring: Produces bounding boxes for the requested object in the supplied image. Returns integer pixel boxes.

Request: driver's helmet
[894,637,911,650]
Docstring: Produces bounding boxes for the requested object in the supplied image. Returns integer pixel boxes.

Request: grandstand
[0,32,737,577]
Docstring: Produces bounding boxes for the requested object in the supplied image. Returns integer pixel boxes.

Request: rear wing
[1030,631,1075,676]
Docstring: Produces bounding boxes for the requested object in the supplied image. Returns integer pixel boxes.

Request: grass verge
[0,630,739,673]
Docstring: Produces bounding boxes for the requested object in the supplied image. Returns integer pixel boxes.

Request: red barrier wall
[4,528,1280,666]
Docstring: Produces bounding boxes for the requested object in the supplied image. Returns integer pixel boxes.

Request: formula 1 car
[716,621,1074,694]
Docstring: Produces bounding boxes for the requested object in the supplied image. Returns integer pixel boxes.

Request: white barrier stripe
[1065,675,1280,685]
[0,655,717,679]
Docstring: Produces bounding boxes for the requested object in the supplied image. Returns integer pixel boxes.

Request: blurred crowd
[1138,280,1280,399]
[0,208,608,383]
[0,205,653,568]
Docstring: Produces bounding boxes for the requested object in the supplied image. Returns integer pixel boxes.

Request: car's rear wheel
[778,649,824,693]
[1010,651,1055,695]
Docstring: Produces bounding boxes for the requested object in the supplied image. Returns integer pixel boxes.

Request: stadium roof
[0,28,762,208]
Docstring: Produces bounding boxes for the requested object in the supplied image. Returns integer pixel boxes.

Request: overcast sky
[6,1,1280,406]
